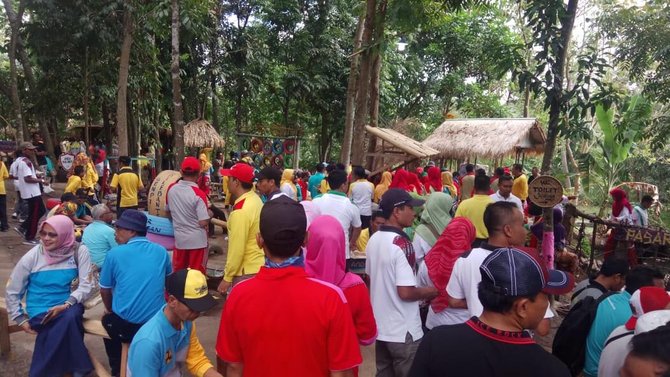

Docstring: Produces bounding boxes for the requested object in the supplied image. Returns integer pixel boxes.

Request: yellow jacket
[224,190,264,282]
[64,175,83,194]
[81,162,98,191]
[374,171,392,203]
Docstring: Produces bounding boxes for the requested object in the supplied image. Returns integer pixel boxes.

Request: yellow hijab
[281,169,297,199]
[199,152,212,173]
[442,171,457,198]
[374,171,392,203]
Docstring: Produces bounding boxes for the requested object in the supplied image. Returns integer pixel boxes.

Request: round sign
[528,176,564,208]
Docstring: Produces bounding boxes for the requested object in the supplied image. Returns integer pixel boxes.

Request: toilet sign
[528,176,563,207]
[59,153,74,171]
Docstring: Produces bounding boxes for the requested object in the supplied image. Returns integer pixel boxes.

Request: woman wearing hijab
[374,171,392,203]
[441,171,458,199]
[605,187,637,265]
[413,192,454,264]
[417,217,476,329]
[280,168,298,200]
[407,172,425,195]
[389,168,411,192]
[426,167,443,193]
[5,215,94,376]
[305,216,377,357]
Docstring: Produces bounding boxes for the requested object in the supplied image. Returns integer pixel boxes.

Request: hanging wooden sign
[528,176,563,208]
[59,153,75,171]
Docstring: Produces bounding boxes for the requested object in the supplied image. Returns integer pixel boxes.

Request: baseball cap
[480,247,575,297]
[19,141,36,150]
[256,166,281,184]
[165,269,217,312]
[221,163,255,184]
[114,209,147,233]
[379,188,425,217]
[625,287,670,330]
[181,157,200,174]
[260,196,306,256]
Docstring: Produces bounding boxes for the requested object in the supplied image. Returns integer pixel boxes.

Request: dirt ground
[0,181,562,376]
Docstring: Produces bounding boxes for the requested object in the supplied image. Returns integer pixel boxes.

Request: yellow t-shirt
[455,194,494,239]
[0,162,8,195]
[110,167,144,207]
[319,179,330,194]
[224,190,264,282]
[356,228,370,253]
[512,174,529,201]
[81,162,98,191]
[64,175,83,194]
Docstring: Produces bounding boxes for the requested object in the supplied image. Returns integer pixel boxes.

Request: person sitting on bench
[5,215,94,376]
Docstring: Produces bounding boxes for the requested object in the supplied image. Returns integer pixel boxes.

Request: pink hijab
[40,215,77,265]
[305,215,362,289]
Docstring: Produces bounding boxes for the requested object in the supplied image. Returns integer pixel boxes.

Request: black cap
[165,269,217,312]
[379,188,425,217]
[256,166,282,186]
[260,196,306,257]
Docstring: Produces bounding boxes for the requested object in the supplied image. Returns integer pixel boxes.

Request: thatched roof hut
[423,118,546,160]
[184,119,225,148]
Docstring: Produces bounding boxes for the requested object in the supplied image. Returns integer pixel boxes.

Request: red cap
[625,287,670,330]
[181,157,200,173]
[221,163,255,184]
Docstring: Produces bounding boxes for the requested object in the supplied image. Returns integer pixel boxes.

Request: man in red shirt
[216,196,362,377]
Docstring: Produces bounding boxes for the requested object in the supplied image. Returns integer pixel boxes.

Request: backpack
[552,291,618,376]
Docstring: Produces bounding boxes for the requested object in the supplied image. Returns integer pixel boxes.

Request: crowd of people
[2,139,670,377]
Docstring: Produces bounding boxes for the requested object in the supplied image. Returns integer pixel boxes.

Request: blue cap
[115,209,147,233]
[480,247,574,296]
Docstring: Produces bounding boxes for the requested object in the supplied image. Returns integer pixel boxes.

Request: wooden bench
[0,298,126,377]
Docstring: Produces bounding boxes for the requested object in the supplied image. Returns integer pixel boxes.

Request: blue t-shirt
[128,305,193,377]
[584,291,632,377]
[308,172,325,200]
[81,221,118,268]
[99,237,172,324]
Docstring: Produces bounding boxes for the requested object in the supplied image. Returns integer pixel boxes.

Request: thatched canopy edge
[366,126,440,159]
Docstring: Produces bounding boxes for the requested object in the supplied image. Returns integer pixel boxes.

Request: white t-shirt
[349,179,374,216]
[312,192,361,258]
[490,191,523,211]
[365,228,423,343]
[9,159,21,190]
[632,206,648,227]
[445,245,554,324]
[16,157,41,199]
[417,262,467,329]
[412,233,431,266]
[598,325,633,377]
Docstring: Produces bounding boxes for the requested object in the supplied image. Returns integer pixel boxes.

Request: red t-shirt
[216,267,362,376]
[343,282,377,346]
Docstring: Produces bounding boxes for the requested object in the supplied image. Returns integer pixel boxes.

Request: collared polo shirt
[81,220,118,268]
[128,306,213,377]
[166,180,210,250]
[348,179,374,216]
[312,191,361,258]
[224,190,264,282]
[584,291,633,377]
[16,157,41,199]
[99,237,172,324]
[110,167,144,207]
[490,191,523,211]
[455,194,494,239]
[512,174,529,201]
[216,266,362,376]
[365,226,422,343]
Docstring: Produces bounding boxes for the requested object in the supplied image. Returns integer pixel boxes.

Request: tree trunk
[350,0,377,165]
[154,108,163,173]
[116,4,134,156]
[365,0,387,169]
[540,0,579,242]
[102,101,112,154]
[2,0,25,142]
[566,140,580,203]
[340,12,366,166]
[561,142,571,189]
[171,0,185,165]
[83,48,90,146]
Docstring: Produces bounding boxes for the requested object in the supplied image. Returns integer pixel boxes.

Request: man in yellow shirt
[217,163,264,295]
[455,174,494,247]
[356,210,385,252]
[110,156,144,218]
[64,165,85,194]
[0,157,8,231]
[511,163,529,202]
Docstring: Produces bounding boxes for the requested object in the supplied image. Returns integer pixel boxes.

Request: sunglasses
[39,231,58,238]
